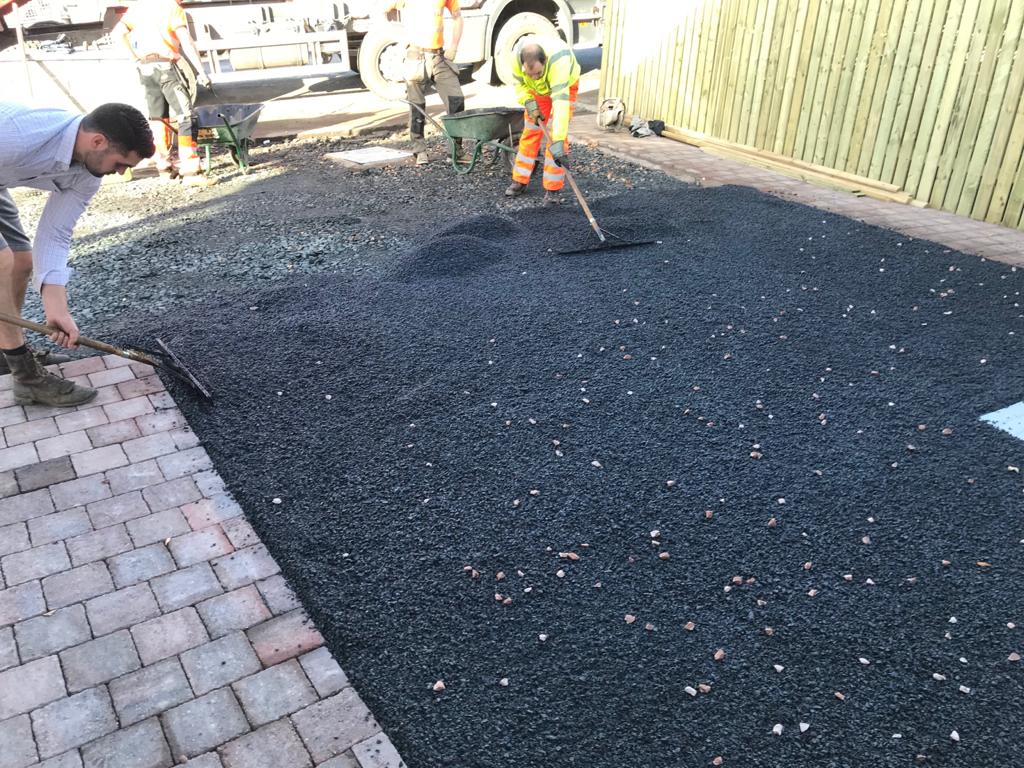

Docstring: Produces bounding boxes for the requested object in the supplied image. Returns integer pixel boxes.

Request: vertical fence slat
[696,2,720,133]
[842,0,895,172]
[776,0,814,154]
[792,0,836,159]
[812,0,857,165]
[758,0,798,149]
[822,0,870,167]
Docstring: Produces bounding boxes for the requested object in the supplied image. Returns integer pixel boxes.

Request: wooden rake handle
[537,120,605,243]
[0,311,159,367]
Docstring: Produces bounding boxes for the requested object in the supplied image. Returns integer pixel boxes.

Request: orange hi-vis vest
[121,0,188,61]
[396,0,460,50]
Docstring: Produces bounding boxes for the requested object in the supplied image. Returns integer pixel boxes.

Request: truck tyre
[358,23,407,100]
[493,11,559,86]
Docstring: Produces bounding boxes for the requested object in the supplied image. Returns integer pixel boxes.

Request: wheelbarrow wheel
[229,139,252,172]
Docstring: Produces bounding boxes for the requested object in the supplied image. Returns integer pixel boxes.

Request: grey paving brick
[126,508,190,548]
[42,561,114,610]
[87,491,150,529]
[32,686,118,759]
[142,476,202,513]
[14,604,90,662]
[180,631,260,697]
[170,429,200,451]
[59,623,138,691]
[232,658,317,727]
[196,585,270,639]
[5,416,58,447]
[151,562,223,612]
[352,734,406,768]
[86,418,142,449]
[156,448,212,482]
[0,488,54,527]
[109,657,192,726]
[179,755,222,768]
[85,583,160,636]
[255,575,300,615]
[66,524,132,566]
[51,475,111,512]
[21,403,66,422]
[181,495,242,530]
[36,430,92,462]
[169,526,232,568]
[55,407,109,435]
[81,716,172,768]
[0,405,25,428]
[104,397,154,423]
[299,647,349,698]
[1,542,70,586]
[0,581,45,627]
[0,469,17,499]
[122,432,178,464]
[71,445,129,478]
[135,409,186,437]
[0,443,39,473]
[105,461,164,497]
[0,713,37,768]
[116,374,165,402]
[33,749,83,768]
[0,521,30,557]
[60,356,107,378]
[0,625,17,672]
[131,606,209,665]
[219,517,257,550]
[317,755,360,768]
[192,471,225,498]
[219,719,311,768]
[291,688,381,763]
[211,545,279,591]
[27,508,91,547]
[0,655,66,720]
[161,688,249,759]
[108,543,175,588]
[15,456,76,494]
[87,365,134,389]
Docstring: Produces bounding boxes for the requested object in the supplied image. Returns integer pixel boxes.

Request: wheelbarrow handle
[536,120,606,243]
[0,311,160,367]
[400,99,448,136]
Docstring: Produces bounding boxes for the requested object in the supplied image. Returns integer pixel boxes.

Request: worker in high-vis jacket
[505,36,580,205]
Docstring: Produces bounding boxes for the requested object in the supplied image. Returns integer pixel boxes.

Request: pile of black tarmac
[136,181,1024,768]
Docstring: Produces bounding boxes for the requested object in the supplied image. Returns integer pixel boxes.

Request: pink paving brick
[169,526,233,567]
[4,416,58,447]
[131,606,209,665]
[211,543,279,590]
[221,517,258,549]
[135,408,188,436]
[196,585,271,639]
[77,384,123,410]
[0,405,26,428]
[122,432,178,464]
[87,418,143,448]
[149,391,177,410]
[22,403,66,421]
[104,396,155,423]
[117,374,166,401]
[104,354,134,369]
[50,473,112,511]
[55,406,109,435]
[36,429,92,461]
[0,442,39,473]
[88,365,135,389]
[182,494,243,530]
[291,688,380,763]
[70,444,129,477]
[59,356,108,378]
[105,459,165,496]
[246,608,323,667]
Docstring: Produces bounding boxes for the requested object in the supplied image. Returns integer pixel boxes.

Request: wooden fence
[599,0,1024,228]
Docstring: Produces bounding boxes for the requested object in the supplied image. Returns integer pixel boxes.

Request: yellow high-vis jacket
[511,35,580,142]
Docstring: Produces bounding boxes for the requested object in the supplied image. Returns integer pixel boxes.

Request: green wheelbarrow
[405,102,524,174]
[194,103,265,175]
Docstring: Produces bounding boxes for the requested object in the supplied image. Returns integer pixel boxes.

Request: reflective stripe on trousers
[510,95,575,191]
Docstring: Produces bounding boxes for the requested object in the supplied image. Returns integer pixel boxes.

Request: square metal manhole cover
[324,147,414,169]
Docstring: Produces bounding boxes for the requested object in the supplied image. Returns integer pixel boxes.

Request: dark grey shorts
[0,189,31,252]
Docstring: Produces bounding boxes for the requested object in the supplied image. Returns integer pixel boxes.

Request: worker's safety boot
[543,190,561,207]
[5,350,97,407]
[505,181,527,197]
[0,347,71,375]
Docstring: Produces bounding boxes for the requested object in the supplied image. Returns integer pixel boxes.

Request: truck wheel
[358,23,407,100]
[493,11,559,87]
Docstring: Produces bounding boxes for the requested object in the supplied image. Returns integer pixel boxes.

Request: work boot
[505,181,527,197]
[181,173,218,188]
[0,346,72,375]
[543,190,561,207]
[415,151,430,166]
[5,350,96,407]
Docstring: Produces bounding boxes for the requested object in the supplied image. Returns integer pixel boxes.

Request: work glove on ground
[524,99,543,123]
[549,139,567,166]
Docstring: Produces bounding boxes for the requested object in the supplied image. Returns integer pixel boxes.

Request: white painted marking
[324,147,413,165]
[981,401,1024,442]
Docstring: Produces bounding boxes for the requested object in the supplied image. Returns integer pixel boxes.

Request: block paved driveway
[0,355,403,768]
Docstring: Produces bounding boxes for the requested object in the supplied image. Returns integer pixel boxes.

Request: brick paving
[571,116,1024,268]
[0,356,404,768]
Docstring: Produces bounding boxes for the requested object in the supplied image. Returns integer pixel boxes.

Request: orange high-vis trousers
[511,82,579,192]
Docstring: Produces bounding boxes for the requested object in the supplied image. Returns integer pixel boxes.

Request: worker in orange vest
[114,0,212,184]
[505,36,580,206]
[384,0,466,165]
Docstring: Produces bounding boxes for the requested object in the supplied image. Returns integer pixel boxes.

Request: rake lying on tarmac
[0,311,213,401]
[537,120,659,256]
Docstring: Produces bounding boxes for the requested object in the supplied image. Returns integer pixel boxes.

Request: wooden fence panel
[600,0,1024,228]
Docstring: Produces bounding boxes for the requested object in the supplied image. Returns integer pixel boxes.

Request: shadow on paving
[114,182,1023,767]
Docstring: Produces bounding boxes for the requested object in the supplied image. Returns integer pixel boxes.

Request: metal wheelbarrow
[405,103,524,174]
[194,103,265,175]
